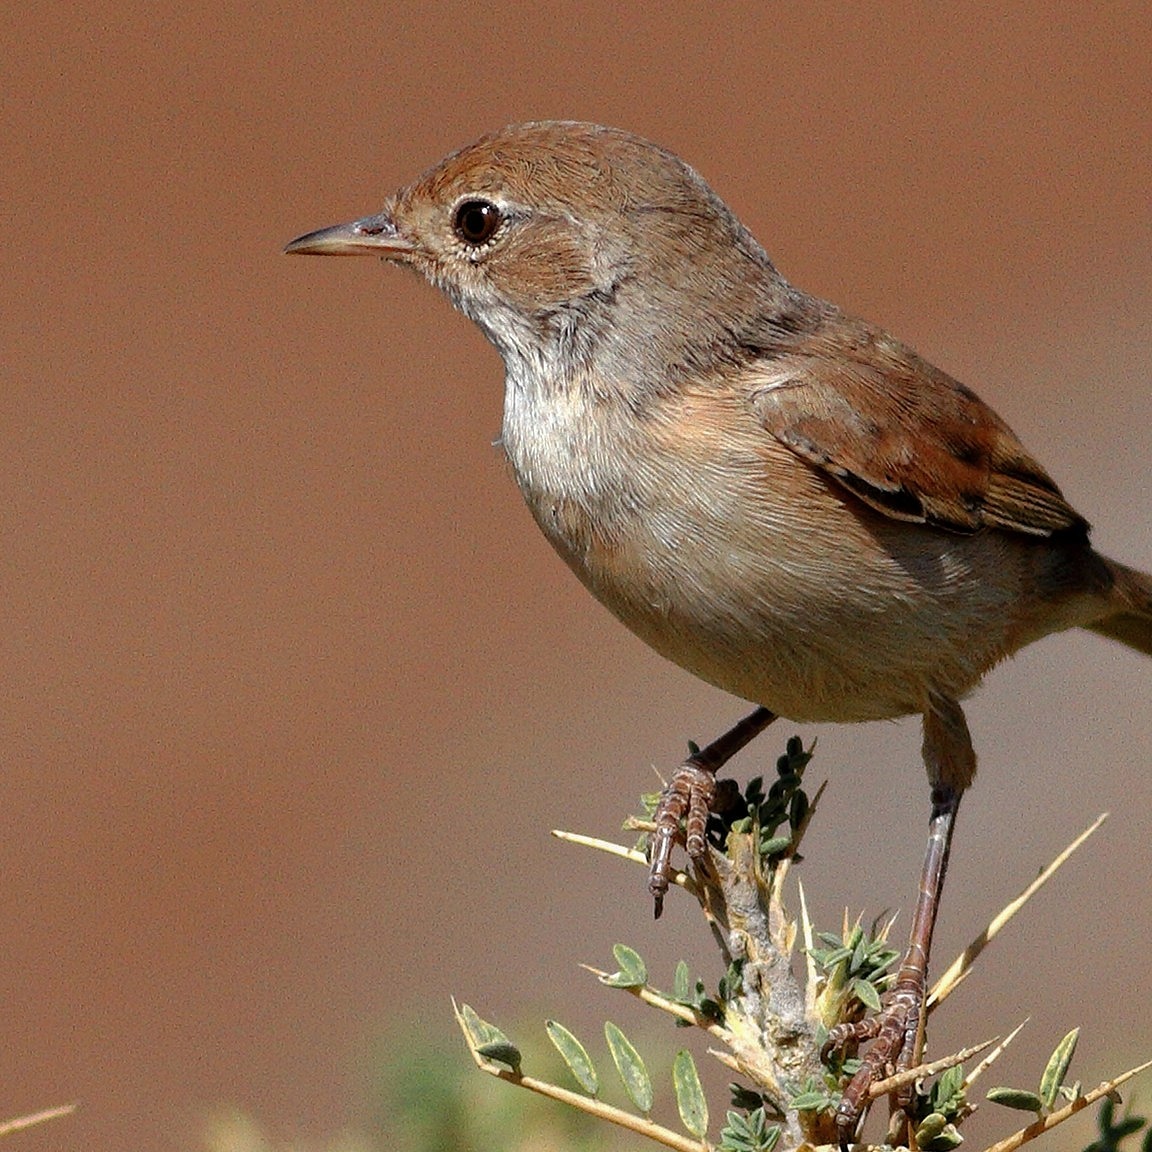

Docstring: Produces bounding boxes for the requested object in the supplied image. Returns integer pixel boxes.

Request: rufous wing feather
[749,319,1086,539]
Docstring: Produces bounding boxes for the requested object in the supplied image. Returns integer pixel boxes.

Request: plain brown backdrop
[3,4,1150,1149]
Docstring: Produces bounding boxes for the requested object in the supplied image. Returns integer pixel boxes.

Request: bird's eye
[453,200,502,245]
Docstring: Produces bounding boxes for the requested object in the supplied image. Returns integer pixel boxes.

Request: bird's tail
[1086,559,1152,658]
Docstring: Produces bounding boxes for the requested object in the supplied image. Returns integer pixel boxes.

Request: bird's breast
[499,373,1031,723]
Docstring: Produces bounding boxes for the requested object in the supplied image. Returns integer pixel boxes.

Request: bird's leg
[825,786,960,1145]
[648,705,776,917]
[824,696,973,1148]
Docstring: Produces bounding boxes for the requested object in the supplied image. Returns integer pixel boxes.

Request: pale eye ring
[453,199,502,245]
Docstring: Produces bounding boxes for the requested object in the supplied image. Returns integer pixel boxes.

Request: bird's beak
[284,211,414,258]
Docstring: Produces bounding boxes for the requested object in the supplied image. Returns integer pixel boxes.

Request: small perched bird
[286,121,1151,1144]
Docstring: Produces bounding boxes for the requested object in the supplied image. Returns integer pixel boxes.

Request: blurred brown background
[3,4,1150,1149]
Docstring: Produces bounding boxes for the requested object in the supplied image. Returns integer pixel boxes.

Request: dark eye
[453,199,502,245]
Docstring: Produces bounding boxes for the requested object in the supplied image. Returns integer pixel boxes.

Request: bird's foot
[646,707,777,917]
[648,759,716,918]
[822,983,923,1149]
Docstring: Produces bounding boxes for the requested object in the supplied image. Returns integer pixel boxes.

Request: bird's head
[286,121,791,383]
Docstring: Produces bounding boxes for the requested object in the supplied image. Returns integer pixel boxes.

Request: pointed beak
[284,211,414,258]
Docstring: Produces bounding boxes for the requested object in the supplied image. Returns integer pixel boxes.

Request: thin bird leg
[648,705,777,917]
[824,784,962,1148]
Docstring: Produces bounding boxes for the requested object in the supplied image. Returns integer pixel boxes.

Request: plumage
[286,121,1151,1145]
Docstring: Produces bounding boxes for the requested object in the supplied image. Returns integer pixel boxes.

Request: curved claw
[646,707,777,917]
[824,986,923,1148]
[821,1015,883,1064]
[649,761,716,918]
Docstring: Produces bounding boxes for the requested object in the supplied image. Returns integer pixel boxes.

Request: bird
[285,121,1152,1145]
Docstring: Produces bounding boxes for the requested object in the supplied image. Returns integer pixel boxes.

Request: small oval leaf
[1039,1027,1080,1111]
[791,1090,832,1111]
[850,977,883,1013]
[545,1019,598,1095]
[936,1062,965,1105]
[604,1021,653,1113]
[759,834,792,856]
[1057,1080,1082,1104]
[789,789,809,830]
[916,1112,948,1142]
[476,1040,522,1074]
[673,960,692,1003]
[987,1087,1044,1113]
[673,1049,708,1138]
[729,1084,765,1111]
[850,933,868,974]
[922,1122,964,1151]
[458,1003,511,1049]
[602,944,648,988]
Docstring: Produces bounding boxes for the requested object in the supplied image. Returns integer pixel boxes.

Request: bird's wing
[748,322,1085,537]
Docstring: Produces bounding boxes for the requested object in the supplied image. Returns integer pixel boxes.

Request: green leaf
[916,1112,964,1151]
[1087,1095,1149,1152]
[719,1107,781,1152]
[917,1112,948,1142]
[815,946,850,968]
[476,1040,522,1073]
[1039,1027,1079,1112]
[791,1090,833,1111]
[936,1063,965,1106]
[850,932,868,973]
[545,1019,598,1095]
[850,976,883,1013]
[729,1084,765,1111]
[1057,1081,1081,1103]
[673,1049,708,1138]
[673,960,692,1003]
[785,734,809,763]
[719,959,744,1002]
[759,834,792,856]
[696,995,724,1022]
[602,944,648,988]
[789,789,809,829]
[1108,1114,1147,1140]
[932,1127,963,1152]
[604,1021,653,1114]
[929,1062,967,1119]
[987,1087,1044,1113]
[638,791,662,819]
[458,1003,512,1049]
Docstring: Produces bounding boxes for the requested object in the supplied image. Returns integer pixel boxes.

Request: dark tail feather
[1086,559,1152,658]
